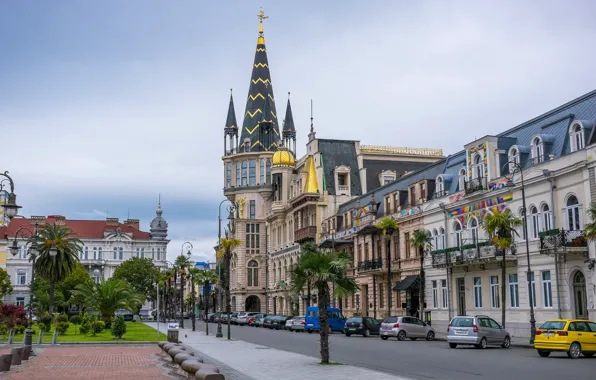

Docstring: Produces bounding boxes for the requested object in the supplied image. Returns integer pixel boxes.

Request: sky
[2,0,596,262]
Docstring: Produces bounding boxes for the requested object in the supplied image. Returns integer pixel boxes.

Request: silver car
[237,312,258,326]
[289,317,306,332]
[447,315,511,349]
[380,316,435,341]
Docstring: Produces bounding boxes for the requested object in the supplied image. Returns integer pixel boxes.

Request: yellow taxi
[534,319,596,359]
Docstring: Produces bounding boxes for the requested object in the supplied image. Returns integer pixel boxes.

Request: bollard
[11,347,24,366]
[52,329,59,344]
[0,354,12,372]
[21,346,31,361]
[37,329,45,345]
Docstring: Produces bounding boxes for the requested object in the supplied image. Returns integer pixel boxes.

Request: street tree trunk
[191,279,196,331]
[225,251,232,339]
[306,280,311,308]
[49,280,55,314]
[317,282,330,364]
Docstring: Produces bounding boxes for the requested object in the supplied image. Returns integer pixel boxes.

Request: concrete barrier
[0,354,12,372]
[21,346,31,361]
[168,347,186,360]
[11,347,24,366]
[162,343,179,352]
[195,369,225,380]
[174,352,194,365]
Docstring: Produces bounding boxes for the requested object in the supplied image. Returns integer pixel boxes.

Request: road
[184,321,595,380]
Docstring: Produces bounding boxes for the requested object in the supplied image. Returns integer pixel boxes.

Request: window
[509,274,519,308]
[249,200,256,219]
[260,159,265,184]
[490,276,500,308]
[16,297,25,307]
[93,269,101,284]
[438,228,445,250]
[532,137,543,163]
[542,271,552,308]
[249,160,256,186]
[432,229,439,251]
[17,269,26,285]
[84,247,88,259]
[409,186,416,206]
[458,168,466,191]
[141,248,145,258]
[435,176,444,195]
[530,206,540,239]
[93,247,97,260]
[136,248,140,258]
[241,161,248,186]
[156,248,160,261]
[226,163,232,188]
[119,247,124,260]
[519,208,527,240]
[469,218,478,244]
[420,182,426,200]
[565,195,581,231]
[473,154,484,179]
[247,260,259,287]
[527,271,536,307]
[441,279,448,308]
[453,222,462,247]
[113,247,117,260]
[571,124,584,152]
[473,277,482,308]
[245,223,260,254]
[509,147,520,172]
[98,247,102,260]
[266,159,271,184]
[152,248,155,260]
[404,232,411,258]
[432,280,438,308]
[541,204,552,231]
[383,176,393,185]
[236,162,241,186]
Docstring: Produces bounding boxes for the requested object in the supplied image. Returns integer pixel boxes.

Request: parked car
[263,315,277,329]
[305,306,346,333]
[447,315,511,349]
[289,317,306,332]
[252,314,267,327]
[230,312,241,325]
[534,319,596,359]
[237,312,258,326]
[284,316,300,330]
[344,316,381,337]
[379,316,435,341]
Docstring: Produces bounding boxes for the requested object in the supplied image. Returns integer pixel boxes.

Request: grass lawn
[2,322,166,343]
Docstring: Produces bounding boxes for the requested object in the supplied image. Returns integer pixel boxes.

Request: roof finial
[257,8,268,44]
[310,99,314,133]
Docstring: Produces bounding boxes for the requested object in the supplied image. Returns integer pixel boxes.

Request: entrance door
[457,278,466,316]
[573,271,588,319]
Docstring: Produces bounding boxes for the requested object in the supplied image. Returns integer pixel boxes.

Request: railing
[294,226,317,242]
[357,258,383,272]
[337,185,349,195]
[431,239,516,268]
[433,190,449,199]
[223,184,273,194]
[539,229,588,254]
[464,177,488,195]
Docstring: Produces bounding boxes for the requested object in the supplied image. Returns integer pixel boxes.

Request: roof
[393,275,420,291]
[282,95,296,136]
[363,159,435,191]
[318,139,362,196]
[224,91,238,132]
[4,216,151,240]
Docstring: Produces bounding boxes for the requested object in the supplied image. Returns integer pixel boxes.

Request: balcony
[539,229,588,256]
[223,184,273,196]
[464,177,488,195]
[431,240,517,268]
[294,226,317,243]
[337,185,349,195]
[433,190,449,199]
[357,258,383,272]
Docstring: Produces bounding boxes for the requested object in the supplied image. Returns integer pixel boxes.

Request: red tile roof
[3,216,151,240]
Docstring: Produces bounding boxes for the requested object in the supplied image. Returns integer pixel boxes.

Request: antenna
[310,99,314,133]
[127,208,130,220]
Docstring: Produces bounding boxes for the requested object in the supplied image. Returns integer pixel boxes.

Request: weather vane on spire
[258,9,268,23]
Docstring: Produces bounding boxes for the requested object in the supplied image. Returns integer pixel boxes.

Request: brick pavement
[0,346,179,380]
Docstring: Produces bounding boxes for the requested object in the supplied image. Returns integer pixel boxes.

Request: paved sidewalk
[147,323,414,380]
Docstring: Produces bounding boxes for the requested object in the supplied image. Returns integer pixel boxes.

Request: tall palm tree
[187,267,208,331]
[376,217,399,315]
[585,203,596,241]
[218,238,241,339]
[411,229,433,319]
[483,208,521,328]
[290,243,359,364]
[74,278,143,323]
[33,223,83,314]
[158,269,173,322]
[174,254,191,328]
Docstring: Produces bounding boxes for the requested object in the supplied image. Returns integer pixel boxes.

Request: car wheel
[363,329,370,337]
[583,352,594,357]
[475,337,487,349]
[449,343,457,349]
[381,336,388,340]
[567,342,582,359]
[397,330,407,341]
[308,330,313,334]
[426,331,435,341]
[537,350,551,358]
[501,336,511,348]
[345,333,351,337]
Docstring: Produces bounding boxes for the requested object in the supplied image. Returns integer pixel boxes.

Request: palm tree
[201,270,219,314]
[188,268,217,331]
[33,223,83,314]
[585,203,596,241]
[376,217,399,315]
[158,269,174,322]
[411,229,433,319]
[483,208,521,328]
[174,254,191,328]
[290,243,359,364]
[218,238,241,339]
[74,278,143,323]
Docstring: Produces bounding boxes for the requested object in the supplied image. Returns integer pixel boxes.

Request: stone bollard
[195,368,225,380]
[21,346,31,361]
[162,343,179,353]
[0,354,12,372]
[11,347,24,366]
[168,347,186,361]
[174,352,194,365]
[180,359,205,374]
[158,341,169,349]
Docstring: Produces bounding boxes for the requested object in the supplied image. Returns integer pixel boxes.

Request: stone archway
[572,271,588,319]
[245,295,261,312]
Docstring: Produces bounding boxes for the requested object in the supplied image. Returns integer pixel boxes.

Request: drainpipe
[543,170,561,318]
[372,233,377,319]
[439,203,452,321]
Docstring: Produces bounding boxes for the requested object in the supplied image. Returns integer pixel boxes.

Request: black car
[262,315,276,328]
[344,316,381,337]
[270,315,293,330]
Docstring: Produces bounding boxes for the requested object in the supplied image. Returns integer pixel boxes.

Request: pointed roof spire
[303,155,319,194]
[308,99,316,142]
[239,9,280,151]
[283,92,296,138]
[225,89,238,132]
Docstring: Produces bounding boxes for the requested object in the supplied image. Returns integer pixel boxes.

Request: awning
[318,238,353,249]
[393,275,420,292]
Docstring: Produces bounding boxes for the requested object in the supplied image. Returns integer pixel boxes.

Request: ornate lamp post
[0,171,22,221]
[216,201,235,338]
[503,160,536,344]
[180,242,192,328]
[8,224,58,352]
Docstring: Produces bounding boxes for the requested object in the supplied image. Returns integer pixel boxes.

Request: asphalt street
[185,321,595,380]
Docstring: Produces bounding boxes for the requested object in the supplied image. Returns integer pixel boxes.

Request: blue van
[305,306,346,333]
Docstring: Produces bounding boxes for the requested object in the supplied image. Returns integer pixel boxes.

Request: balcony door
[572,271,588,319]
[456,278,466,316]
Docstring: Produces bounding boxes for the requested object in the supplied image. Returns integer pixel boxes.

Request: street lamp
[503,160,536,344]
[180,242,192,328]
[0,171,22,220]
[216,200,235,339]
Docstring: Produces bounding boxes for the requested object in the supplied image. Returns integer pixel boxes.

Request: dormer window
[385,196,392,215]
[409,186,416,206]
[458,168,466,192]
[472,154,484,179]
[335,166,351,196]
[531,137,544,164]
[420,182,426,201]
[570,123,585,152]
[508,146,520,172]
[378,170,397,186]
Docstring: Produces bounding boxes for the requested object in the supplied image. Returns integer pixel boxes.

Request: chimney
[46,215,66,225]
[125,219,140,230]
[31,215,46,226]
[106,217,119,226]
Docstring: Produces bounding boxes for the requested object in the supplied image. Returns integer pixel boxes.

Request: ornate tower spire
[150,195,168,240]
[224,89,238,155]
[239,9,280,152]
[282,92,296,154]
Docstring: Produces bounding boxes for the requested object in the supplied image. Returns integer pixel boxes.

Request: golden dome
[272,148,295,167]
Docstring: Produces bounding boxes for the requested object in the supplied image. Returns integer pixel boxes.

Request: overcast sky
[2,0,596,262]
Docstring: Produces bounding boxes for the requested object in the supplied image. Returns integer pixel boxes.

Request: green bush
[55,313,68,323]
[79,313,90,335]
[14,324,26,334]
[91,320,105,335]
[40,314,52,332]
[69,315,80,326]
[0,324,8,337]
[103,317,112,329]
[55,322,69,335]
[111,315,127,339]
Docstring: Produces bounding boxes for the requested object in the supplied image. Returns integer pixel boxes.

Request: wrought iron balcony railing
[464,177,488,195]
[433,190,449,199]
[357,258,383,272]
[539,229,588,254]
[431,239,517,268]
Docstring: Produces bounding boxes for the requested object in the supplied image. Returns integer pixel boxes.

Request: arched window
[541,203,552,231]
[518,208,527,240]
[249,160,256,186]
[435,176,444,195]
[439,227,446,250]
[529,206,539,239]
[473,154,484,179]
[93,269,101,284]
[453,221,462,247]
[570,124,584,152]
[93,247,97,260]
[469,217,479,244]
[241,161,248,186]
[508,147,520,172]
[156,247,161,261]
[532,137,543,163]
[113,247,117,260]
[235,162,241,186]
[432,229,439,250]
[152,247,155,260]
[247,260,259,287]
[226,163,232,188]
[98,247,102,259]
[119,247,124,260]
[260,159,265,184]
[565,195,581,231]
[84,247,88,260]
[458,168,466,192]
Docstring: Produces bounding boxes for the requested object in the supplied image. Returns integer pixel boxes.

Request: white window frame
[469,217,479,244]
[432,280,438,308]
[453,221,463,247]
[458,168,466,191]
[530,205,540,240]
[473,277,482,308]
[508,146,520,172]
[509,273,519,308]
[564,195,582,231]
[542,271,553,308]
[490,275,500,308]
[435,176,444,194]
[438,228,445,250]
[16,297,25,307]
[441,279,448,308]
[569,123,584,152]
[119,247,124,260]
[16,269,27,285]
[541,203,552,231]
[532,136,544,163]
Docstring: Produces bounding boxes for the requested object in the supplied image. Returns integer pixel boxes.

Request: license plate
[307,324,313,327]
[349,328,356,331]
[383,332,388,336]
[455,330,467,335]
[544,332,555,337]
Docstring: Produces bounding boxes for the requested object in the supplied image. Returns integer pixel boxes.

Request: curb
[434,336,534,348]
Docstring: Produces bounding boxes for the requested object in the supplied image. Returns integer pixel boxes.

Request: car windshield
[451,318,474,327]
[383,317,398,323]
[347,317,362,323]
[539,321,567,330]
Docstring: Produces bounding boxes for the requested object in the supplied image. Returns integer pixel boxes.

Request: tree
[111,314,127,339]
[217,238,241,339]
[113,257,160,302]
[290,243,359,364]
[57,263,94,310]
[73,278,143,324]
[187,268,202,331]
[33,278,65,313]
[411,229,433,319]
[174,254,191,328]
[0,268,13,298]
[376,217,399,315]
[483,208,522,328]
[585,202,596,241]
[33,223,83,314]
[0,304,26,330]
